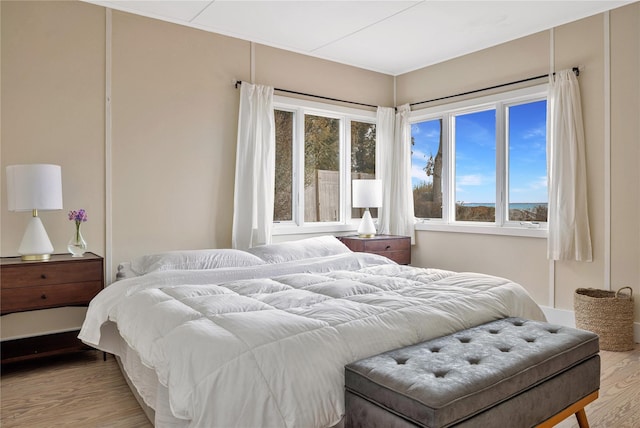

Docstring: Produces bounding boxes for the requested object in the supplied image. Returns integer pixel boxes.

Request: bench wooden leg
[575,408,590,428]
[535,390,598,428]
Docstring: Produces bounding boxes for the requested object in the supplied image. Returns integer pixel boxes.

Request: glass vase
[68,224,87,257]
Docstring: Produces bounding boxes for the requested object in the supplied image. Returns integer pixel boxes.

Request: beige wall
[110,10,250,267]
[1,0,105,257]
[610,5,640,322]
[401,3,640,324]
[1,1,637,338]
[255,44,394,108]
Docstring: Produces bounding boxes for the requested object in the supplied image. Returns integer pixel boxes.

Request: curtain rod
[235,66,579,111]
[234,80,378,109]
[410,66,580,108]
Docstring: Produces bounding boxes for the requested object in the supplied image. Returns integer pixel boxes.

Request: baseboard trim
[540,306,640,344]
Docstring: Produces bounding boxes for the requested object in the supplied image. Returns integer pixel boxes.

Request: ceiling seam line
[309,1,425,53]
[189,1,217,23]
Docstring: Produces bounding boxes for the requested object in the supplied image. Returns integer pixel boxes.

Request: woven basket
[574,287,634,351]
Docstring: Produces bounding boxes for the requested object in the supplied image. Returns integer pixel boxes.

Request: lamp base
[18,215,54,261]
[357,209,377,238]
[21,254,52,261]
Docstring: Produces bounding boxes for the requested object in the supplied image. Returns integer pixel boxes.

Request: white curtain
[377,104,416,242]
[232,82,275,250]
[547,69,592,261]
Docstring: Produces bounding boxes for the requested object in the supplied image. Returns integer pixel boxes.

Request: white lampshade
[7,164,63,212]
[6,164,63,260]
[352,179,382,208]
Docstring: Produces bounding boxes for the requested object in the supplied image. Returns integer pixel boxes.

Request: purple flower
[68,209,88,224]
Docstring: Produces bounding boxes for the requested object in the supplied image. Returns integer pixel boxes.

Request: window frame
[410,84,548,238]
[272,95,377,236]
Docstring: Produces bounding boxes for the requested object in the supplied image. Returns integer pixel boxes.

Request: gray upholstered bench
[345,318,600,428]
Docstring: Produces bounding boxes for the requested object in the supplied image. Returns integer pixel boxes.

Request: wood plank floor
[1,352,151,427]
[1,345,638,427]
[556,344,640,428]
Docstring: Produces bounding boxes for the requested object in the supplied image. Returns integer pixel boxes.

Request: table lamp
[6,164,63,261]
[352,179,382,238]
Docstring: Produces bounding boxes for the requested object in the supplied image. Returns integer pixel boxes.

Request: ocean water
[460,202,547,211]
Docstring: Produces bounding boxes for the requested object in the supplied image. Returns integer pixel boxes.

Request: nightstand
[339,235,411,265]
[0,252,104,363]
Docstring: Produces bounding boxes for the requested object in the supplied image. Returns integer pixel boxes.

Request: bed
[79,236,545,428]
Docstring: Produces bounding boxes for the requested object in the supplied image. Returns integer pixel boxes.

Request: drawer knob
[40,294,47,300]
[40,274,47,279]
[386,245,391,250]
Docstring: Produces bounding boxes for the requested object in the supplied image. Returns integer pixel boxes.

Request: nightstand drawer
[339,235,411,265]
[362,238,410,253]
[0,260,102,288]
[372,250,411,265]
[1,281,103,314]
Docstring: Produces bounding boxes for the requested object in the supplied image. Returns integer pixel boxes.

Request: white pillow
[246,235,351,264]
[116,262,137,280]
[129,249,266,276]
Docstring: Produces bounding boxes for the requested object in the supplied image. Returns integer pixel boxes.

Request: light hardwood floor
[1,352,151,427]
[1,345,638,427]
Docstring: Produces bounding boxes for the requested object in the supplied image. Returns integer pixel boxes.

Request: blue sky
[411,100,547,204]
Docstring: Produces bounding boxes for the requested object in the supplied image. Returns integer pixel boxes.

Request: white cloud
[411,164,429,181]
[512,176,547,193]
[531,175,547,190]
[423,129,440,140]
[457,174,484,186]
[523,125,546,140]
[412,148,427,161]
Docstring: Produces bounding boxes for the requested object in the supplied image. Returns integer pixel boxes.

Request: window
[412,119,443,219]
[506,100,548,223]
[304,115,340,222]
[274,110,294,222]
[273,96,376,233]
[410,85,548,235]
[351,120,377,218]
[454,108,496,222]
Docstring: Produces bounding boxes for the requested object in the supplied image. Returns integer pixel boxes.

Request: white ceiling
[83,0,634,76]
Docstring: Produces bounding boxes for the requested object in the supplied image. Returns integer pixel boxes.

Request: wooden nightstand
[339,235,411,265]
[0,252,104,363]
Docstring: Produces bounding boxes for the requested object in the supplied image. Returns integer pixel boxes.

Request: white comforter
[80,252,544,428]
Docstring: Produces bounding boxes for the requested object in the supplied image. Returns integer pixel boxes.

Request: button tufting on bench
[488,329,500,334]
[498,346,511,352]
[395,357,408,365]
[468,358,481,365]
[430,347,440,353]
[458,337,471,343]
[433,370,448,378]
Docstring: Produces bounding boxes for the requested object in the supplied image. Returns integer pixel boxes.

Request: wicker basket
[574,287,634,351]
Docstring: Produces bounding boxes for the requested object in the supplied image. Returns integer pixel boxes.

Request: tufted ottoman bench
[345,318,600,428]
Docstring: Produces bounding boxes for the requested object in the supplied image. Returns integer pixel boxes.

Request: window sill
[414,221,547,238]
[272,223,358,236]
[272,221,546,238]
